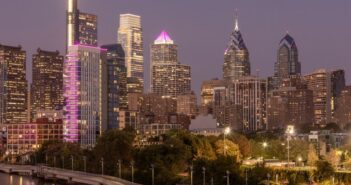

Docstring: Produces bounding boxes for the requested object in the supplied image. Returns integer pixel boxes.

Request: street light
[262,142,268,160]
[101,157,104,175]
[83,156,87,173]
[285,125,295,168]
[226,170,230,185]
[131,161,135,184]
[190,165,193,185]
[202,167,206,185]
[71,155,74,171]
[223,127,231,156]
[117,160,122,178]
[298,157,303,166]
[151,164,155,185]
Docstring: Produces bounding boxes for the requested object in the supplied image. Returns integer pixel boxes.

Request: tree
[314,160,335,182]
[326,149,340,168]
[307,144,319,166]
[228,133,252,158]
[215,139,242,161]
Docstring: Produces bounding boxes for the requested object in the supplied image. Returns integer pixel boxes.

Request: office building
[117,14,144,89]
[330,69,345,119]
[67,0,97,47]
[63,45,107,147]
[223,16,250,81]
[267,76,314,129]
[273,33,301,88]
[0,44,28,125]
[335,86,351,128]
[31,49,64,120]
[151,31,191,98]
[177,92,197,118]
[101,44,128,129]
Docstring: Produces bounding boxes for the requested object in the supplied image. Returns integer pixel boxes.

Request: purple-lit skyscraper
[64,45,107,147]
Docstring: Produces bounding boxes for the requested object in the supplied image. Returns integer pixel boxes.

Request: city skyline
[0,0,350,96]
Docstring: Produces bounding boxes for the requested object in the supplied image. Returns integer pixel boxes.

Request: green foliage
[214,139,242,161]
[315,160,335,182]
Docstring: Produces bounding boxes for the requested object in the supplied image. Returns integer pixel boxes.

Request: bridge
[0,164,141,185]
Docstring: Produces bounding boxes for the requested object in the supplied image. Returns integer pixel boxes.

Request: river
[0,172,65,185]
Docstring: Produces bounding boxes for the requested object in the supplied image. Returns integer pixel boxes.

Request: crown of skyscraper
[279,33,297,48]
[226,17,247,51]
[154,30,174,45]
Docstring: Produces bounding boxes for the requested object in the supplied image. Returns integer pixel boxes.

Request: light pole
[53,156,56,168]
[101,157,104,175]
[117,160,122,178]
[226,170,230,185]
[202,167,206,185]
[62,156,65,169]
[262,142,268,160]
[223,127,231,156]
[286,125,295,168]
[245,169,248,185]
[45,154,48,165]
[131,161,135,184]
[71,155,74,171]
[83,156,87,173]
[190,165,193,185]
[151,164,155,185]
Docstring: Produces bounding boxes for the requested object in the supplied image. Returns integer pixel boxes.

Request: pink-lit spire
[154,30,174,44]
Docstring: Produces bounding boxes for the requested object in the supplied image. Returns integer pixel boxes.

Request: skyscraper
[223,16,250,81]
[63,45,107,147]
[31,49,64,120]
[67,0,97,48]
[117,14,144,90]
[273,33,301,88]
[101,44,128,130]
[151,31,191,98]
[0,44,28,125]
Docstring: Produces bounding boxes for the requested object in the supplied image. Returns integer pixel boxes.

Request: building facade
[273,34,301,88]
[0,45,28,125]
[223,16,250,81]
[267,76,314,130]
[63,45,107,147]
[177,92,197,118]
[151,31,191,98]
[31,49,64,120]
[66,0,97,47]
[101,44,128,130]
[117,14,144,89]
[226,76,268,132]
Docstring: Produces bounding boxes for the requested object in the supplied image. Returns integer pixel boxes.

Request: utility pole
[202,167,206,185]
[83,156,86,173]
[226,170,230,185]
[71,155,74,171]
[190,165,193,185]
[131,161,135,184]
[151,164,155,185]
[118,160,122,178]
[101,157,104,175]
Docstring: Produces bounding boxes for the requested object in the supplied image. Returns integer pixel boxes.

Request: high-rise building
[101,44,128,130]
[335,86,351,128]
[200,79,226,106]
[0,44,28,125]
[151,31,191,98]
[267,76,314,130]
[67,0,97,48]
[273,33,301,88]
[330,69,345,119]
[226,76,267,132]
[117,14,144,89]
[63,45,107,147]
[304,69,332,126]
[177,92,197,118]
[223,16,250,81]
[31,49,64,120]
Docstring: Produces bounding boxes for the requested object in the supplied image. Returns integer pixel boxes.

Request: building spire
[234,9,239,31]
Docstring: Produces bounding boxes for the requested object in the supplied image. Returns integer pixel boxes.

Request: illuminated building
[272,33,301,88]
[0,44,28,125]
[67,0,97,47]
[226,76,267,132]
[223,15,250,81]
[7,118,63,155]
[267,76,314,129]
[117,14,144,89]
[151,31,191,98]
[304,69,332,125]
[330,69,345,119]
[31,49,64,120]
[177,91,197,118]
[101,44,127,129]
[63,45,107,147]
[335,86,351,128]
[200,78,226,107]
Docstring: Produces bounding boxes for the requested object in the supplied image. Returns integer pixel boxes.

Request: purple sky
[0,0,351,96]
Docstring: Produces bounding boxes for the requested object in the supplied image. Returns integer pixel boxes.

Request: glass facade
[0,45,28,125]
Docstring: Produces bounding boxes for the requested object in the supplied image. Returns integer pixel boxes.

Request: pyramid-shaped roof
[154,30,174,45]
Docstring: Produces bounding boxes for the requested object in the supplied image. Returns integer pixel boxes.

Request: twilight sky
[0,0,350,95]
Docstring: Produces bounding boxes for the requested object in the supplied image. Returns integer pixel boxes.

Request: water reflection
[0,173,63,185]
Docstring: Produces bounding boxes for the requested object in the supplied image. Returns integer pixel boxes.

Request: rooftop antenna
[234,9,239,31]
